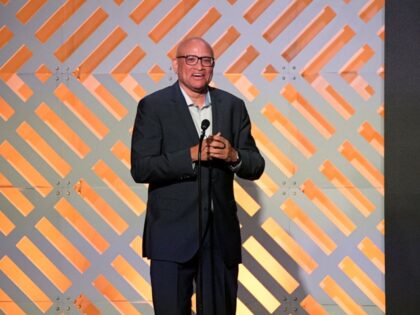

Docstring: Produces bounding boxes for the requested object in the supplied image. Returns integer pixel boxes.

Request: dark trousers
[150,220,238,315]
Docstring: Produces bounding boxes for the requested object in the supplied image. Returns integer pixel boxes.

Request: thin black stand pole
[197,119,209,315]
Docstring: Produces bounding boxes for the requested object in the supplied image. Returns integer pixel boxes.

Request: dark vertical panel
[385,1,420,313]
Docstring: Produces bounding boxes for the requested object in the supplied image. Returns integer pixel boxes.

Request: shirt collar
[179,86,212,108]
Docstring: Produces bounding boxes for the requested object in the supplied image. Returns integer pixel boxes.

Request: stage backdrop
[0,1,384,314]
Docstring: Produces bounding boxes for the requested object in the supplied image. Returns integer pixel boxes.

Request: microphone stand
[197,122,207,315]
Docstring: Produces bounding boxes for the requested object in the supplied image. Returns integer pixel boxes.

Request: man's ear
[172,58,178,74]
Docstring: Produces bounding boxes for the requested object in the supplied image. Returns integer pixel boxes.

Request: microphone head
[201,119,210,131]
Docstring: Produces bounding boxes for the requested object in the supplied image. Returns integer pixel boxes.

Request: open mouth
[192,73,205,79]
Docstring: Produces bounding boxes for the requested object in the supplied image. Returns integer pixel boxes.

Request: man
[130,37,265,315]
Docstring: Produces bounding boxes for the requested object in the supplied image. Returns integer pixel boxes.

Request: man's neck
[190,93,206,108]
[179,84,208,108]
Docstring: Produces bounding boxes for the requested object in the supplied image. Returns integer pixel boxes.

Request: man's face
[172,39,214,95]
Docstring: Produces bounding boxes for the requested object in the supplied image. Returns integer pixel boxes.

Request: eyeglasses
[176,55,215,67]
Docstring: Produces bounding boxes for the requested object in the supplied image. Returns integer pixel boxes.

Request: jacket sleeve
[233,100,265,180]
[130,98,196,184]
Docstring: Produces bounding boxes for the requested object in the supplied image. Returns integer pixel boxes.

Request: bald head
[176,37,214,58]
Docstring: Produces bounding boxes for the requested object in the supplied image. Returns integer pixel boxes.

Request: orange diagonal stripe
[0,173,34,216]
[281,83,335,138]
[225,74,260,101]
[54,83,109,139]
[377,219,384,235]
[111,140,130,169]
[255,172,279,197]
[83,75,129,120]
[0,95,15,121]
[339,257,385,312]
[35,0,85,43]
[234,180,260,216]
[301,179,356,236]
[0,287,26,315]
[320,160,376,216]
[93,275,142,315]
[92,160,146,216]
[167,7,221,59]
[263,0,313,43]
[55,198,109,254]
[78,26,127,81]
[0,210,15,236]
[0,256,53,313]
[0,25,13,49]
[149,0,199,43]
[16,0,47,24]
[262,217,318,274]
[358,237,384,273]
[73,293,101,315]
[339,141,384,195]
[320,276,367,314]
[130,0,161,25]
[243,236,299,293]
[282,6,336,62]
[340,45,375,100]
[238,264,280,313]
[112,45,146,82]
[213,26,240,59]
[16,121,72,178]
[302,25,355,80]
[341,45,374,77]
[359,0,384,23]
[35,217,90,273]
[129,236,150,266]
[262,103,316,158]
[16,236,72,293]
[244,0,273,24]
[252,123,297,177]
[321,81,355,119]
[112,255,153,303]
[73,179,129,235]
[226,45,259,74]
[300,295,328,315]
[0,141,53,197]
[0,45,32,81]
[359,121,384,156]
[282,198,336,255]
[35,102,91,158]
[55,7,108,62]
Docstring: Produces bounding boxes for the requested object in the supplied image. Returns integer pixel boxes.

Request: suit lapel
[171,82,199,144]
[210,87,223,135]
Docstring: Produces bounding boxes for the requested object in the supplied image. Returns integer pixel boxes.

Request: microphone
[201,119,210,133]
[198,119,210,159]
[199,119,210,142]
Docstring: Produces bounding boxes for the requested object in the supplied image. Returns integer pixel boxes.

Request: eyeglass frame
[176,55,215,67]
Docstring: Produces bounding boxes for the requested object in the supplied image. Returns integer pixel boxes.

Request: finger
[211,142,225,150]
[209,152,227,161]
[209,147,227,157]
[212,134,223,142]
[209,137,226,148]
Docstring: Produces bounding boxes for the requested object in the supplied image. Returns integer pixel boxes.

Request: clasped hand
[190,132,238,163]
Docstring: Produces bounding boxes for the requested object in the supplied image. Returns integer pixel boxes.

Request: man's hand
[207,132,238,163]
[190,141,210,162]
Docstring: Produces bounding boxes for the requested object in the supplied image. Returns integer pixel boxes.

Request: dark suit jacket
[130,82,264,267]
